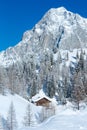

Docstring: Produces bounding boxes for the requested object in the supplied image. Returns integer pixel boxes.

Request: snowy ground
[0,93,40,129]
[0,93,87,130]
[20,105,87,130]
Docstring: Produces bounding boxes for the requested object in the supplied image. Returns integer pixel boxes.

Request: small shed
[32,95,52,107]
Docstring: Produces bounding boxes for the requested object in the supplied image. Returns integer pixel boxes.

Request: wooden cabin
[35,97,51,107]
[32,96,52,107]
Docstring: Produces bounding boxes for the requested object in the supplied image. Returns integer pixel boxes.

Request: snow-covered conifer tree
[7,102,17,130]
[72,71,86,110]
[0,115,4,130]
[23,103,34,127]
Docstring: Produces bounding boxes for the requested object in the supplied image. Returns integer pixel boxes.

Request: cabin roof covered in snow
[32,90,52,102]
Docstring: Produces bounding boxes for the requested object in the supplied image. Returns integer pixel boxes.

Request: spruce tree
[0,115,4,130]
[7,102,17,130]
[23,103,34,127]
[72,71,86,110]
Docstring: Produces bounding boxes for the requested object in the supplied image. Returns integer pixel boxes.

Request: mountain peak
[22,6,87,52]
[47,6,69,16]
[48,6,67,13]
[56,6,67,12]
[41,6,73,25]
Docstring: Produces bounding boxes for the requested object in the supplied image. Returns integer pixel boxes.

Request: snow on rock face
[0,7,87,96]
[0,7,87,67]
[22,6,87,51]
[36,7,87,32]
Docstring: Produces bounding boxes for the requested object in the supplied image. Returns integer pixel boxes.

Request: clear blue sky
[0,0,87,51]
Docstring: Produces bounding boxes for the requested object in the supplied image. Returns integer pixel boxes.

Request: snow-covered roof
[32,95,52,103]
[32,90,52,102]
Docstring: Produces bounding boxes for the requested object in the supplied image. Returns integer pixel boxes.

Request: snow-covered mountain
[0,7,87,98]
[0,7,87,67]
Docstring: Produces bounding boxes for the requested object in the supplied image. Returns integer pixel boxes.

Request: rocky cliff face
[0,7,87,97]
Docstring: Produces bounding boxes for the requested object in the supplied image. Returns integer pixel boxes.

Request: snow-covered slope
[20,103,87,130]
[0,93,40,129]
[1,93,87,130]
